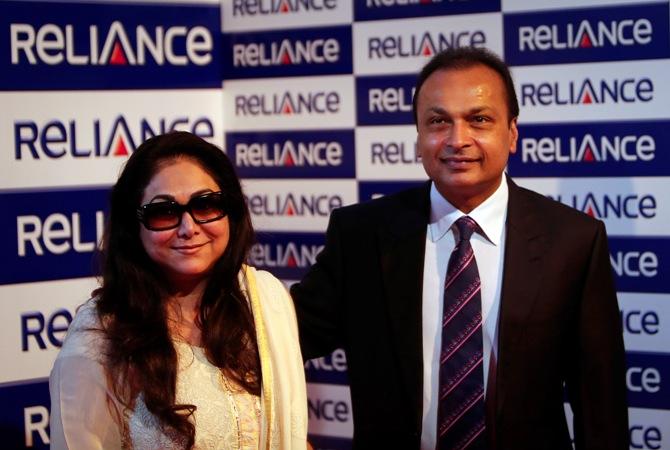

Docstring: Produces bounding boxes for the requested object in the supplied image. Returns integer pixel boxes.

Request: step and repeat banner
[1,0,668,448]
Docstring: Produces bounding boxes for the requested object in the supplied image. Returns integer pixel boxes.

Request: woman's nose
[177,211,197,237]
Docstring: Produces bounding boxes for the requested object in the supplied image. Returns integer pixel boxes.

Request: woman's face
[139,158,230,289]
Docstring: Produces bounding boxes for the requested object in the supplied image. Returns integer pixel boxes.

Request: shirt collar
[428,175,509,245]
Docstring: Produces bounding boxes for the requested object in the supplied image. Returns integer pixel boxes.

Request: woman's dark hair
[94,131,259,448]
[412,46,520,126]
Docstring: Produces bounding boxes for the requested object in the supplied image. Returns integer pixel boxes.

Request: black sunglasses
[137,192,228,231]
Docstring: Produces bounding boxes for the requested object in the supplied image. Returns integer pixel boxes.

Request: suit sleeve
[290,208,346,361]
[568,221,629,450]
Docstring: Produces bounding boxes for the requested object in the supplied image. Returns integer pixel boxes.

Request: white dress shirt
[420,176,509,450]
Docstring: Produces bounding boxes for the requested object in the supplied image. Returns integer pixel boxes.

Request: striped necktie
[437,216,487,450]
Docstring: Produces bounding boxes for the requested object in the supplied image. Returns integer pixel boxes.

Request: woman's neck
[165,279,207,346]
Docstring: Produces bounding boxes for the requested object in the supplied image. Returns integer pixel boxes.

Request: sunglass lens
[143,202,180,230]
[191,195,226,222]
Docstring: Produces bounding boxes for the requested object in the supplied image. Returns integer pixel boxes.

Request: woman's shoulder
[246,267,289,294]
[249,267,285,289]
[71,298,102,326]
[243,267,292,311]
[57,299,106,360]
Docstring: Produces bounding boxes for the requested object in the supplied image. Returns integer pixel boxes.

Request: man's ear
[508,117,519,154]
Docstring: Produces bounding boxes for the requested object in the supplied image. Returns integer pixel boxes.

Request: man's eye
[472,116,488,123]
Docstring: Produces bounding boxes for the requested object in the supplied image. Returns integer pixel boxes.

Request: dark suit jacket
[291,178,628,450]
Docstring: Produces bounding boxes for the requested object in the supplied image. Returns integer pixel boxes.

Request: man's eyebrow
[425,106,493,115]
[427,106,447,115]
[467,106,493,115]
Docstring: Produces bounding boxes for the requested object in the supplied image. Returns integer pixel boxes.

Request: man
[291,47,628,449]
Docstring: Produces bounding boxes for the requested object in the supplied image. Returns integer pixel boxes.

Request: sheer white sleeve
[49,302,123,450]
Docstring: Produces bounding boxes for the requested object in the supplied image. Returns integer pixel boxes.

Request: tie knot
[454,216,477,242]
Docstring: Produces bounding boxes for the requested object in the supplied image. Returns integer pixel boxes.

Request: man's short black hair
[412,46,519,126]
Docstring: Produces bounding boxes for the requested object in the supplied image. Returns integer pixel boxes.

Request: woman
[49,131,307,449]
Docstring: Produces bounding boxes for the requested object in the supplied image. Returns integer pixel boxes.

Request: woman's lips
[172,243,206,254]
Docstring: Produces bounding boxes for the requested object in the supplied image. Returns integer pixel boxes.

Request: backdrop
[1,0,668,448]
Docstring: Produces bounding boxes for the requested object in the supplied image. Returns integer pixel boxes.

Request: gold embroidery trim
[243,265,274,450]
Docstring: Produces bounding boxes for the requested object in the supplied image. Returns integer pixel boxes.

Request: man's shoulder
[333,181,430,222]
[511,180,603,230]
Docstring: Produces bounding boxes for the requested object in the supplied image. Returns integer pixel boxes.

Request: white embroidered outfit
[49,267,307,450]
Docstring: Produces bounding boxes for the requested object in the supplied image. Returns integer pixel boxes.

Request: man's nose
[446,122,470,150]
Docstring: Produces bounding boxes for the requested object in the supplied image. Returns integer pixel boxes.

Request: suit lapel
[379,183,431,432]
[495,177,548,414]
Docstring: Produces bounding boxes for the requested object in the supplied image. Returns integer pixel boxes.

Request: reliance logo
[522,134,655,164]
[1,2,220,89]
[236,140,343,167]
[505,3,670,65]
[370,141,419,165]
[520,77,653,106]
[233,38,339,67]
[248,232,325,279]
[224,26,351,78]
[625,352,669,409]
[611,249,658,279]
[549,193,656,219]
[247,193,342,217]
[17,211,104,257]
[14,116,214,160]
[235,91,340,116]
[368,86,414,113]
[368,30,485,59]
[518,18,651,52]
[10,22,212,67]
[228,130,355,178]
[2,188,110,285]
[510,121,669,177]
[356,74,417,126]
[232,0,337,16]
[608,237,666,294]
[249,241,322,269]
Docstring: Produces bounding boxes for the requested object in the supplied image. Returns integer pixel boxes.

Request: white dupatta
[241,265,308,450]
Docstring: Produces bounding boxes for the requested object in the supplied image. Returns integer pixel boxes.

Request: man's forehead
[419,72,504,103]
[425,64,504,85]
[417,65,509,109]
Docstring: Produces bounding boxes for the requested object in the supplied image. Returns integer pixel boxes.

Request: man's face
[416,64,518,212]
